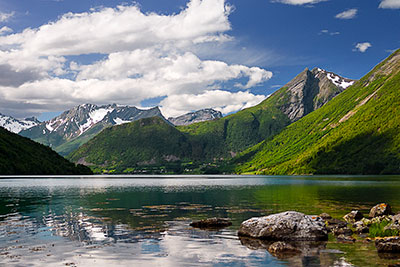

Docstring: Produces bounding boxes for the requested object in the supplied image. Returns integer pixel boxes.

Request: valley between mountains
[1,49,400,175]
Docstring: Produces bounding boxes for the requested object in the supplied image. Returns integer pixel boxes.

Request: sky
[0,0,399,120]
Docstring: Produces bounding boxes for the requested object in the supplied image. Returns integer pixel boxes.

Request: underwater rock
[190,218,232,229]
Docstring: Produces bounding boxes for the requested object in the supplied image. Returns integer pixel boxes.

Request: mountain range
[0,114,40,133]
[19,104,165,156]
[67,67,355,173]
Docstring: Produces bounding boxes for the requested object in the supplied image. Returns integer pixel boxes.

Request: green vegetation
[0,127,92,175]
[234,49,400,175]
[369,219,399,238]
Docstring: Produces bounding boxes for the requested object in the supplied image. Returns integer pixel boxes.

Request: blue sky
[0,0,399,120]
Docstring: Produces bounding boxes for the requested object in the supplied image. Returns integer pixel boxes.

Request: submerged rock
[239,236,326,258]
[238,211,328,241]
[267,241,301,258]
[343,210,364,223]
[375,237,400,253]
[369,203,394,218]
[190,218,232,229]
[336,234,356,243]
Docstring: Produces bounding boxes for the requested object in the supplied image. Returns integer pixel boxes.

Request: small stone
[332,227,353,236]
[343,210,364,223]
[375,237,400,253]
[336,234,356,242]
[326,218,347,232]
[353,221,369,234]
[319,213,332,220]
[190,218,232,229]
[267,241,301,256]
[369,203,394,218]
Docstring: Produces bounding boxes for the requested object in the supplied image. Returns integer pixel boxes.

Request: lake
[1,175,400,266]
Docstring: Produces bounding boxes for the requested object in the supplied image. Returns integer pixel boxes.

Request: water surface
[1,175,400,266]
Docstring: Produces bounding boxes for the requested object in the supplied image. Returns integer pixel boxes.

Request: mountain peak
[276,67,355,121]
[169,108,223,126]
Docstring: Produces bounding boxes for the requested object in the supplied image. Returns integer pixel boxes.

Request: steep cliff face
[169,109,223,126]
[278,68,354,121]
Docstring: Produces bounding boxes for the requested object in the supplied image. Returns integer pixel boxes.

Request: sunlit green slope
[234,49,400,175]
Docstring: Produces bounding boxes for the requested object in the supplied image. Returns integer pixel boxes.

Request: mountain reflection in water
[1,176,400,266]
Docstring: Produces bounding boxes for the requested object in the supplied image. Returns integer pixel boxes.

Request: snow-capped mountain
[314,68,355,89]
[0,113,40,133]
[20,104,165,155]
[168,109,223,126]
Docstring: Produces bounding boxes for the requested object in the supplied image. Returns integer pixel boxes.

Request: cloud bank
[0,0,272,118]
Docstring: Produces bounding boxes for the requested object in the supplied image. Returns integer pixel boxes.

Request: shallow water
[1,175,400,266]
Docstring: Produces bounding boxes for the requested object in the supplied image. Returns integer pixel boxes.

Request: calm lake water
[1,175,400,266]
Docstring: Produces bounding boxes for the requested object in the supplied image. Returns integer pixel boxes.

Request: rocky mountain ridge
[169,109,223,126]
[20,104,165,156]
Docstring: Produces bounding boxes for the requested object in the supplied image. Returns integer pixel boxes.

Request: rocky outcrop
[278,68,354,122]
[370,203,394,218]
[238,211,328,241]
[169,108,223,126]
[190,218,232,229]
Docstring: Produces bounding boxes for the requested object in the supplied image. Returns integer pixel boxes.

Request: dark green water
[1,175,400,266]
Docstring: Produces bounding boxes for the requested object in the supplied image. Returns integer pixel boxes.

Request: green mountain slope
[68,117,193,173]
[234,49,400,175]
[178,67,351,159]
[0,127,92,175]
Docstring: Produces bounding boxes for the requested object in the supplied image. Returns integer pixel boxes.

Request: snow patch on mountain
[314,68,355,89]
[79,107,115,135]
[114,118,131,125]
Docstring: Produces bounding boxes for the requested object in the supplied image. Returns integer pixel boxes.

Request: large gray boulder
[238,211,328,241]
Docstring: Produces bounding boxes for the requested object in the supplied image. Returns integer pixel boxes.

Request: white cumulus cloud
[160,90,267,117]
[335,8,358,19]
[379,0,400,9]
[0,0,273,118]
[354,42,372,53]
